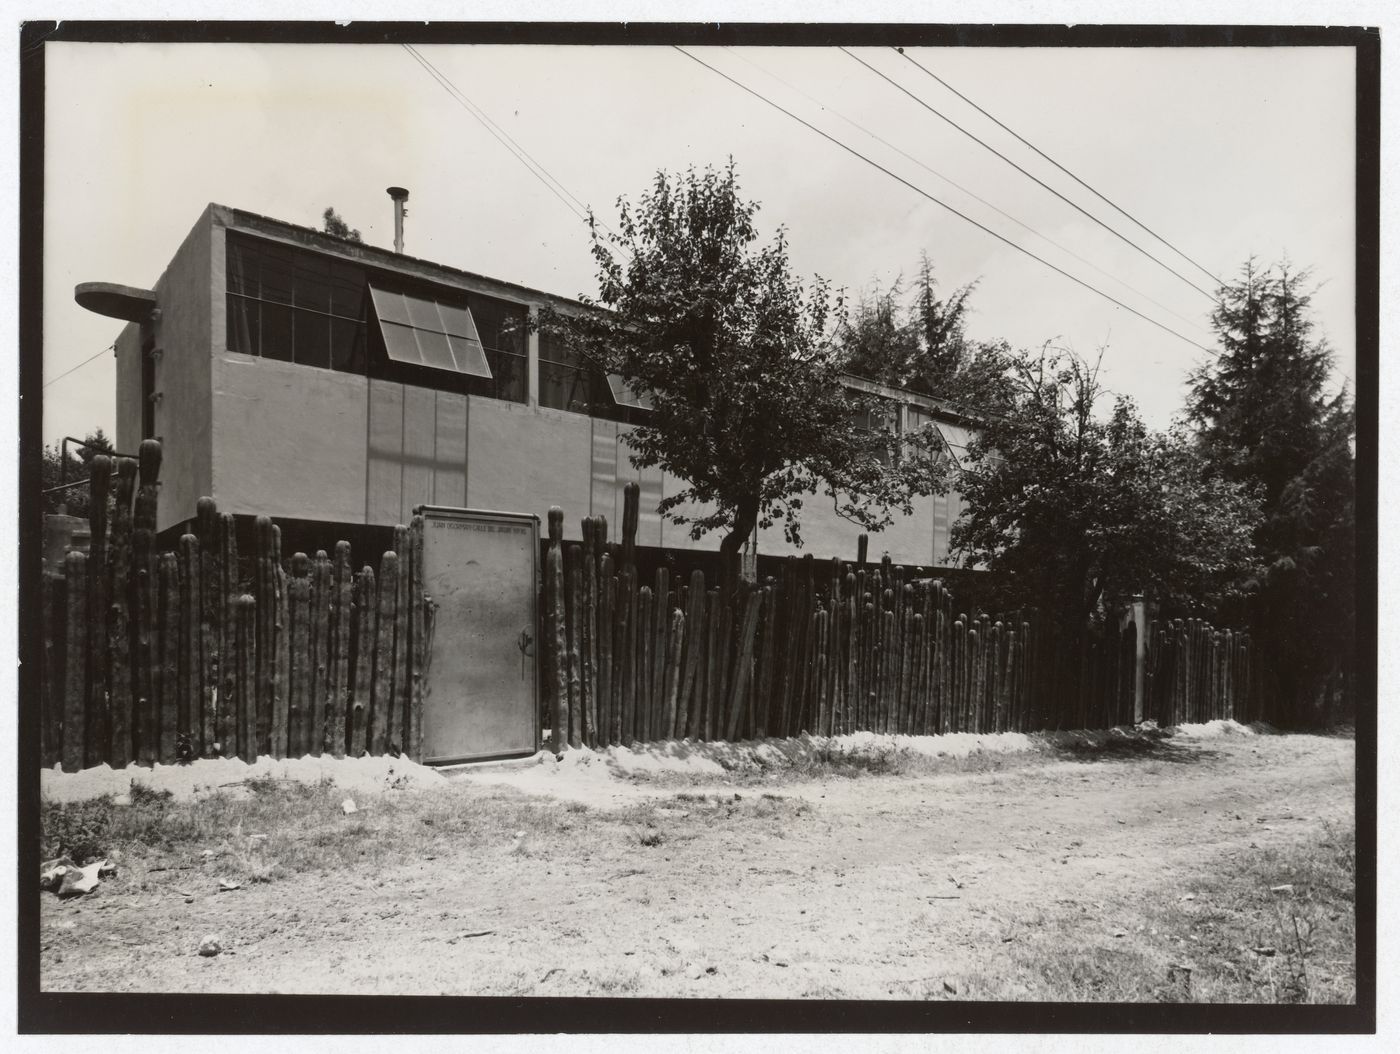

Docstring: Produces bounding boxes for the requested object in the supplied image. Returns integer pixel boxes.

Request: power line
[401,44,593,228]
[674,46,1218,357]
[895,48,1223,290]
[44,344,114,389]
[838,47,1219,303]
[723,47,1214,341]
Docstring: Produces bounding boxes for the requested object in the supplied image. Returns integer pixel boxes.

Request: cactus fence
[537,482,1259,749]
[40,441,431,770]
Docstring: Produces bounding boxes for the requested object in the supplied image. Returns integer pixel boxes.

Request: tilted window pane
[381,320,423,365]
[607,373,653,410]
[405,293,445,333]
[447,334,492,379]
[415,328,456,372]
[369,286,413,327]
[437,301,477,340]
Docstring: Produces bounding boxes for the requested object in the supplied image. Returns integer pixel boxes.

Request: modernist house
[76,201,977,566]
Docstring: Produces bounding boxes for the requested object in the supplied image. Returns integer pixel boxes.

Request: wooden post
[546,542,567,753]
[61,552,87,771]
[754,583,776,738]
[108,457,138,767]
[597,555,616,748]
[663,608,684,739]
[287,553,311,755]
[637,586,654,742]
[175,535,198,758]
[391,526,411,753]
[236,595,257,760]
[369,550,399,756]
[677,569,705,738]
[724,585,763,740]
[683,584,708,741]
[42,570,65,767]
[330,541,353,759]
[215,512,238,755]
[614,565,633,746]
[270,526,289,757]
[252,517,276,757]
[195,498,219,756]
[85,455,111,767]
[309,551,331,755]
[131,536,155,764]
[405,521,424,762]
[349,567,374,756]
[581,518,598,748]
[652,566,670,738]
[566,545,584,749]
[158,553,179,762]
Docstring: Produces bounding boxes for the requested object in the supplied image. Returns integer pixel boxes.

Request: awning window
[934,421,974,468]
[606,373,653,410]
[369,285,492,378]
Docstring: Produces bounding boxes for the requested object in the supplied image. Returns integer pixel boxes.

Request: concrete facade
[102,204,978,565]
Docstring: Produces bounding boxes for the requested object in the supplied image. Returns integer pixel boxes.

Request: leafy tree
[836,256,1013,413]
[42,429,115,516]
[321,207,362,243]
[544,162,944,575]
[952,347,1259,623]
[1188,259,1355,722]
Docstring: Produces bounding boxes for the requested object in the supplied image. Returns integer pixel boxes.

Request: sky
[40,39,1358,447]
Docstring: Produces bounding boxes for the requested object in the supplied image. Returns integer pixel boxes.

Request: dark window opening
[538,327,650,424]
[141,333,156,440]
[852,395,899,467]
[225,231,366,376]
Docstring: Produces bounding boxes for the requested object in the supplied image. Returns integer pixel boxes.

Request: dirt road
[39,729,1354,999]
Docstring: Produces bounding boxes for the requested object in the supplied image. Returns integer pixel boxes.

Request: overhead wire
[44,343,114,389]
[894,48,1224,290]
[838,47,1219,303]
[674,46,1219,357]
[722,46,1214,341]
[401,44,594,229]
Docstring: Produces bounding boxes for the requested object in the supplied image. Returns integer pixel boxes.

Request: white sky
[41,40,1356,445]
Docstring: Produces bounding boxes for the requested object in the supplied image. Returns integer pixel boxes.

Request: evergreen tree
[1188,259,1355,723]
[321,207,362,243]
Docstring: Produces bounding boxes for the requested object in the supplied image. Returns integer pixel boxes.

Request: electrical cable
[895,48,1224,289]
[44,344,114,389]
[675,46,1219,356]
[839,47,1219,303]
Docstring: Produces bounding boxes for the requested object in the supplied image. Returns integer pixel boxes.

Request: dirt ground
[38,728,1355,999]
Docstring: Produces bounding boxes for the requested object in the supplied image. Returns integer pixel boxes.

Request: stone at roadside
[197,934,222,957]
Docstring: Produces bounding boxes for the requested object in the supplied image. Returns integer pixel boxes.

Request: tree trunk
[719,493,760,592]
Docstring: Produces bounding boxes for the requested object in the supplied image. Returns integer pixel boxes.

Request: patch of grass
[40,780,587,890]
[959,823,1356,1003]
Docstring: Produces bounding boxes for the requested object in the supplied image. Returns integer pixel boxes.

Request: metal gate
[416,506,538,764]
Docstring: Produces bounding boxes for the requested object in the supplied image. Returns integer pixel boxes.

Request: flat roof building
[79,201,975,565]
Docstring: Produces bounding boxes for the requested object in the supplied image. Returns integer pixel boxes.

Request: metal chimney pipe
[386,186,409,253]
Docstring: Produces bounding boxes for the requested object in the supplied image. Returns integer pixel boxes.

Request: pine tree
[1188,259,1355,724]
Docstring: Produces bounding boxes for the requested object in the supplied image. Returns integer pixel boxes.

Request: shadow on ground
[1043,728,1223,765]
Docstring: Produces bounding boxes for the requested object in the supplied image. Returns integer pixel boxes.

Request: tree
[836,256,1014,413]
[321,207,362,243]
[42,429,115,516]
[544,162,944,574]
[952,346,1259,623]
[1187,259,1355,722]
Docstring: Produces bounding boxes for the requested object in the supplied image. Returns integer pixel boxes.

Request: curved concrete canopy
[74,281,157,322]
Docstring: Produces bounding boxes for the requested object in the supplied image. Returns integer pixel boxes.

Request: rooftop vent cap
[387,186,409,254]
